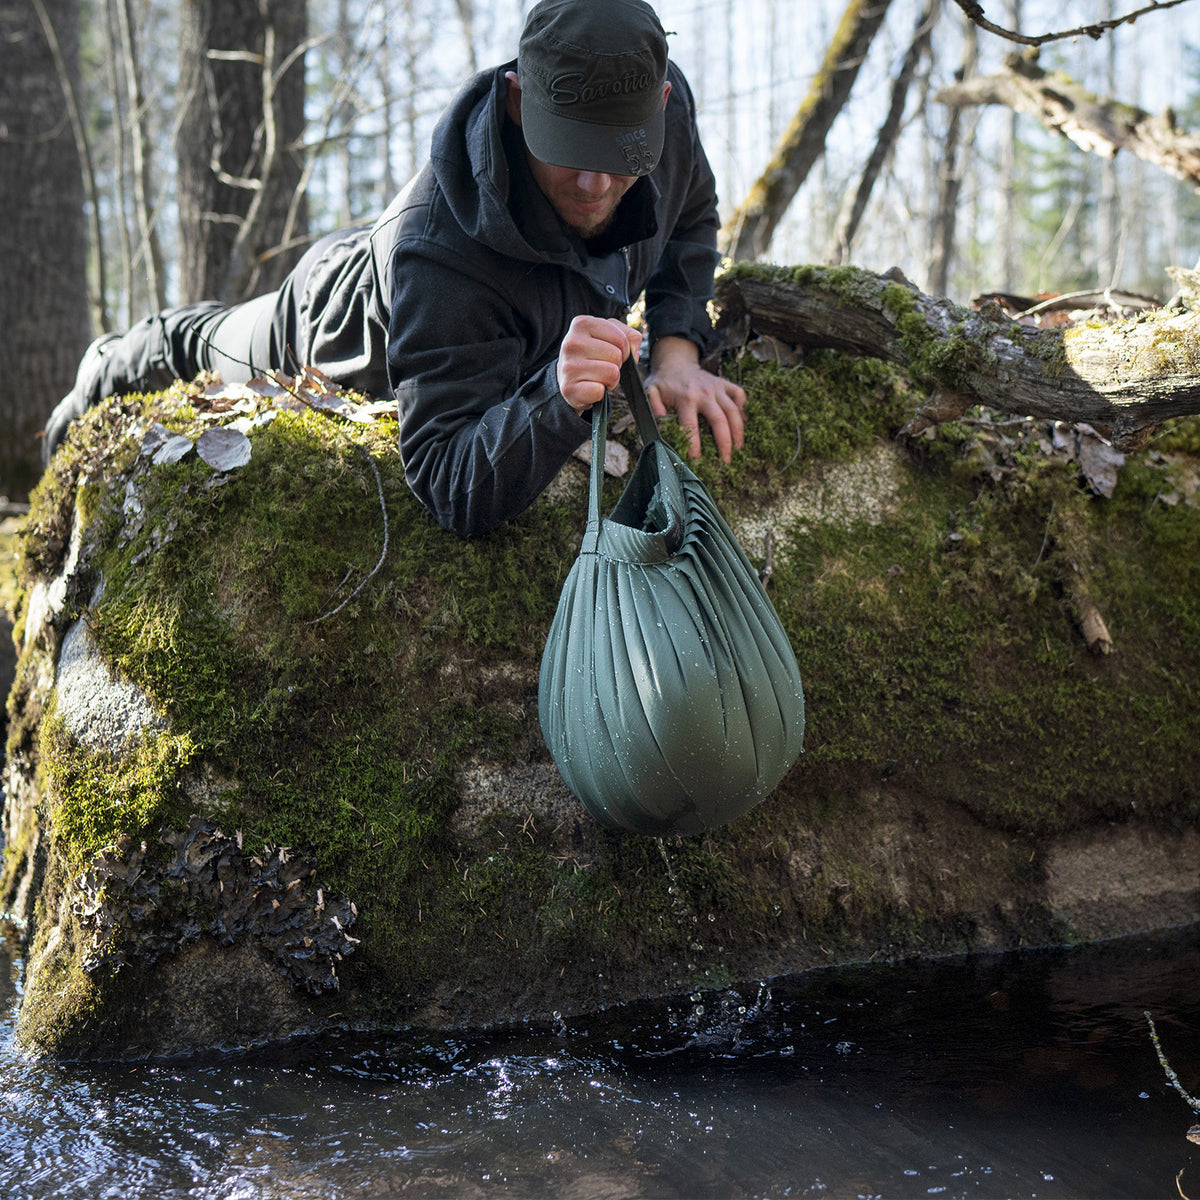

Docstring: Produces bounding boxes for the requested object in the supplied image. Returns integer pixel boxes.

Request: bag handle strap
[585,355,687,553]
[586,355,661,534]
[621,354,662,448]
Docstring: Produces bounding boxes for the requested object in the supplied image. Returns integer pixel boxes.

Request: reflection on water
[1,919,1197,1199]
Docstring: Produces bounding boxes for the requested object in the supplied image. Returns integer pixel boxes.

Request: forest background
[2,0,1200,498]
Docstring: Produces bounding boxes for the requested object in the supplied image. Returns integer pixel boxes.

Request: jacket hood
[428,64,657,270]
[429,65,565,265]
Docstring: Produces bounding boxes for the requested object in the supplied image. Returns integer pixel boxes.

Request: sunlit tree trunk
[826,0,940,264]
[103,0,134,326]
[720,0,895,262]
[113,0,166,314]
[0,0,91,497]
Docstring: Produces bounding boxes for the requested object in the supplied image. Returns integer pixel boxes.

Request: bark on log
[715,264,1200,449]
[935,49,1200,189]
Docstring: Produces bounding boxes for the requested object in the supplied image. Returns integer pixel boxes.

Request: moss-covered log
[716,263,1200,448]
[4,338,1200,1059]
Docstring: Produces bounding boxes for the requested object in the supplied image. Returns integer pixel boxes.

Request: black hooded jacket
[358,60,721,537]
[42,64,721,532]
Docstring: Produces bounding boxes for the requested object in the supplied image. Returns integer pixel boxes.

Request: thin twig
[1033,500,1055,567]
[958,416,1036,429]
[760,527,775,586]
[951,0,1194,46]
[1015,288,1137,322]
[1146,1011,1200,1113]
[306,445,389,624]
[315,566,356,614]
[784,426,803,471]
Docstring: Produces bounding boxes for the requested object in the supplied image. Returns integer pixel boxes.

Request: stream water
[1,918,1197,1199]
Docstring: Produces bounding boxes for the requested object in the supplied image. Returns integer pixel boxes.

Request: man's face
[503,70,663,238]
[525,159,638,238]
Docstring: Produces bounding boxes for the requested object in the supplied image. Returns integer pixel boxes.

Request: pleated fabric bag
[538,357,804,835]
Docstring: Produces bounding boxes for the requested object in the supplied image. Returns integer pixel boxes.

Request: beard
[561,204,619,239]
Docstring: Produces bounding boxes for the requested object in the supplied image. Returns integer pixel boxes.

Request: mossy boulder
[4,334,1200,1060]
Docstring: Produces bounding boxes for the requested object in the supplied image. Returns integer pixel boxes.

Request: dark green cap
[517,0,668,177]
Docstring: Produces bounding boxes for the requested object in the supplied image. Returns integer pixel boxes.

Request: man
[43,0,745,537]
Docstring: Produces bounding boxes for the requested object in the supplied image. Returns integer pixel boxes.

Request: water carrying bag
[538,357,804,835]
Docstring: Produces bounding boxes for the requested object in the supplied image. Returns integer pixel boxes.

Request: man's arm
[390,265,595,538]
[640,64,746,461]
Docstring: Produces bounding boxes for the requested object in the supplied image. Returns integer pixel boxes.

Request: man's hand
[646,335,745,463]
[557,316,642,414]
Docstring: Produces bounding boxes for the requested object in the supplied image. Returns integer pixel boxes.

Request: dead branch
[937,50,1200,189]
[948,0,1195,46]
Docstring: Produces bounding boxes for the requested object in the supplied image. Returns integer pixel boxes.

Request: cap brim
[520,97,665,177]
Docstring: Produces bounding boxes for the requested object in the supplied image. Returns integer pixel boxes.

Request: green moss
[0,526,19,622]
[880,283,989,389]
[652,349,912,511]
[9,395,589,1018]
[1134,323,1200,377]
[40,700,199,864]
[765,412,1200,835]
[1148,415,1200,455]
[720,261,888,308]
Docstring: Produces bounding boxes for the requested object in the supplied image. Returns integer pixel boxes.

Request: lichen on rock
[74,816,358,993]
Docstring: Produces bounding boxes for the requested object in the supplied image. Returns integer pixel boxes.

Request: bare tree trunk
[936,49,1200,189]
[1096,0,1120,288]
[113,0,166,312]
[720,0,895,262]
[334,0,355,227]
[176,0,308,304]
[401,0,421,182]
[103,0,134,326]
[996,0,1021,289]
[826,0,940,264]
[715,264,1200,450]
[927,18,977,295]
[454,0,478,76]
[0,0,91,497]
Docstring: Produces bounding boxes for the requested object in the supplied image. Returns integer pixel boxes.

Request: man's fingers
[645,382,668,418]
[557,316,642,412]
[563,314,639,361]
[663,384,747,462]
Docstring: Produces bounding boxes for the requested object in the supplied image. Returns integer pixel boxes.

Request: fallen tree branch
[1146,1010,1200,1112]
[715,263,1200,450]
[936,50,1200,189]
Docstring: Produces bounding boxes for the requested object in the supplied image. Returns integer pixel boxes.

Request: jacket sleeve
[642,65,723,360]
[387,250,592,538]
